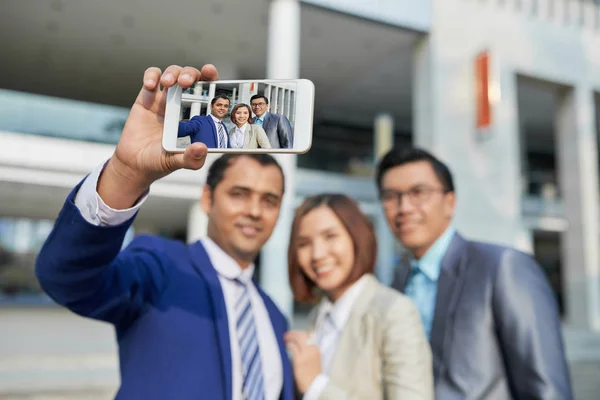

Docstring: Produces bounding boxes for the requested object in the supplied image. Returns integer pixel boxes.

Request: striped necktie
[235,278,265,400]
[217,121,226,148]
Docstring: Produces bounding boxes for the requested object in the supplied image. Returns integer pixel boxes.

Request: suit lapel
[245,125,252,147]
[328,275,378,382]
[428,233,469,379]
[188,241,232,400]
[253,281,294,400]
[207,116,219,147]
[262,112,271,130]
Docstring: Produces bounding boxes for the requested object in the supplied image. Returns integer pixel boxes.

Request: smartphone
[162,78,314,153]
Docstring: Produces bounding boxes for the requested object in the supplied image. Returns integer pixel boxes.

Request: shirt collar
[200,237,255,284]
[235,123,248,132]
[254,112,267,122]
[409,225,456,281]
[209,114,223,125]
[318,274,369,330]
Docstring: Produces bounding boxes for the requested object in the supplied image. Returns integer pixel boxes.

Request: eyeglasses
[380,186,448,207]
[251,102,267,107]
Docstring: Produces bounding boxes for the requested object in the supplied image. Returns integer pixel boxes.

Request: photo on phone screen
[162,79,314,154]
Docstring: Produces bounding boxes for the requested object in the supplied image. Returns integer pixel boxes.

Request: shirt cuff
[302,374,329,400]
[74,159,149,226]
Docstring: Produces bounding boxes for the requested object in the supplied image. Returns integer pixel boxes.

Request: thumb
[169,143,208,171]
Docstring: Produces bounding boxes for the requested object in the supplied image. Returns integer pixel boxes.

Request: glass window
[0,217,135,304]
[0,89,129,144]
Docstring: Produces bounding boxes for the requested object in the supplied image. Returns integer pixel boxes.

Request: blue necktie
[254,118,263,126]
[217,122,226,148]
[404,264,432,339]
[235,279,265,400]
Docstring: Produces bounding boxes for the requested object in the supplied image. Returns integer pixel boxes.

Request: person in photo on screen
[250,95,293,149]
[177,94,232,149]
[284,193,434,399]
[229,103,272,150]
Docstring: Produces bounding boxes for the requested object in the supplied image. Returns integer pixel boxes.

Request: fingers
[160,64,218,90]
[181,143,208,170]
[286,339,302,359]
[199,64,218,81]
[285,331,311,344]
[162,143,208,173]
[285,331,314,357]
[143,67,162,90]
[160,65,183,88]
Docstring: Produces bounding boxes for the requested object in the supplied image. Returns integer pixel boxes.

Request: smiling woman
[284,193,434,399]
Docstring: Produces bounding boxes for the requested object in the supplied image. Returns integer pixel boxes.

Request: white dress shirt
[209,114,228,148]
[231,123,247,149]
[303,274,369,400]
[74,160,284,400]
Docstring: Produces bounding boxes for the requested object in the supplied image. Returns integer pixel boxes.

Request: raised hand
[284,330,322,394]
[97,64,218,209]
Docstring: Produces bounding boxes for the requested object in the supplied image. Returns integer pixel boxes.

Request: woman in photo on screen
[285,193,434,399]
[228,103,272,149]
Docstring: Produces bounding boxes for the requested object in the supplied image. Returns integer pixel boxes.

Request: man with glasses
[376,146,572,400]
[250,95,293,149]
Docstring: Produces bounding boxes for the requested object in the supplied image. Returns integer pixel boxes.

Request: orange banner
[475,51,491,129]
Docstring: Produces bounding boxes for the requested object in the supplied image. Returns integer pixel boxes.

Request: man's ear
[200,185,213,214]
[443,191,456,219]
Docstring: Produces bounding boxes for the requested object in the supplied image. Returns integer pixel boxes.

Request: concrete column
[187,201,208,244]
[190,82,203,117]
[555,86,600,331]
[373,113,396,285]
[374,113,394,158]
[412,34,530,251]
[259,0,300,321]
[412,36,435,150]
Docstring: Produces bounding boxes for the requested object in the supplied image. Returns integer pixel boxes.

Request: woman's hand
[285,330,322,394]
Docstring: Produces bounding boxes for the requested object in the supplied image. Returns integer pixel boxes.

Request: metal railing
[481,0,600,30]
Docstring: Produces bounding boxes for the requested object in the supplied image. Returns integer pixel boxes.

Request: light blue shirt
[254,114,265,125]
[404,225,456,339]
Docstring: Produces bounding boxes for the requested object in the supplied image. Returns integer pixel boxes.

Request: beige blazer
[307,274,434,400]
[229,123,272,149]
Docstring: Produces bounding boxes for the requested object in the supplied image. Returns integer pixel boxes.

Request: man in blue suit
[35,64,295,400]
[178,93,232,148]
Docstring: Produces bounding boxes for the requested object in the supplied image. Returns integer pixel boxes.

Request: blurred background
[1,0,600,398]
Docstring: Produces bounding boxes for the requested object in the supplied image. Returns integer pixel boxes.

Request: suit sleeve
[178,115,204,137]
[35,183,171,330]
[319,297,434,400]
[379,297,434,400]
[492,249,573,400]
[255,126,272,148]
[277,115,293,148]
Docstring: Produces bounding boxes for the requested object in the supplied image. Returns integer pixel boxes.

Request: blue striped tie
[217,122,226,148]
[235,279,265,400]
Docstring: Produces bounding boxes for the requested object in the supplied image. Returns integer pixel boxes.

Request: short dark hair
[210,94,230,106]
[230,103,253,125]
[288,193,376,303]
[375,147,455,193]
[205,154,285,194]
[250,94,268,105]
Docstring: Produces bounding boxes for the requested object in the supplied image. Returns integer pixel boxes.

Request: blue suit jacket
[35,182,295,400]
[178,115,231,148]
